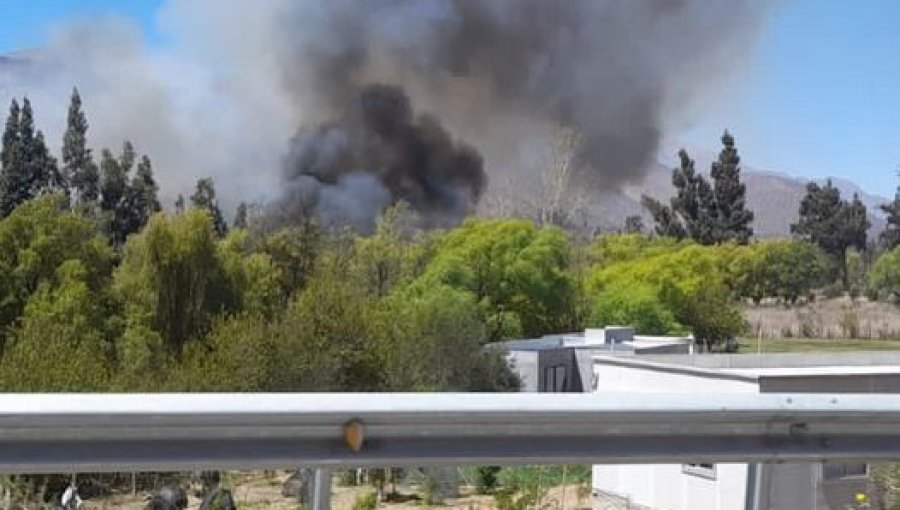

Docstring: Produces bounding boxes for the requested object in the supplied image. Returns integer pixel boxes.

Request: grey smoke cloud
[0,0,770,225]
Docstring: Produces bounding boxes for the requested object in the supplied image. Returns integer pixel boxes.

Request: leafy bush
[352,491,378,510]
[590,284,679,334]
[474,466,502,494]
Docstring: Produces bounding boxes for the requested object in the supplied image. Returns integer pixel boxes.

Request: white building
[591,353,900,510]
[497,327,693,393]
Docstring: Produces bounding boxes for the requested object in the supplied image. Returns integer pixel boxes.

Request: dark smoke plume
[280,84,485,227]
[1,0,770,227]
[273,0,768,225]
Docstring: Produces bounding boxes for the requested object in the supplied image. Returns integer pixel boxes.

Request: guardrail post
[312,467,332,510]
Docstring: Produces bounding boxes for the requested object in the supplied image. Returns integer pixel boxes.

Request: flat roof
[722,366,900,377]
[593,355,900,382]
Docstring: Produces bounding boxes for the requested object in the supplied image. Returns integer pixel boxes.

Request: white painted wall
[592,359,759,510]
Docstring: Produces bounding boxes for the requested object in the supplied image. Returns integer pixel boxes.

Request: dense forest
[3,91,900,394]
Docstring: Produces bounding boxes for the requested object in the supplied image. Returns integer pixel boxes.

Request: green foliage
[352,491,378,510]
[380,285,519,391]
[792,180,869,287]
[350,202,431,297]
[0,194,113,349]
[589,283,679,334]
[63,87,99,205]
[882,185,900,251]
[1,98,65,217]
[262,225,320,298]
[588,237,744,347]
[233,202,249,230]
[414,218,576,341]
[710,131,754,243]
[474,466,502,494]
[642,149,715,243]
[729,239,828,303]
[114,210,235,355]
[868,246,900,301]
[0,260,110,391]
[644,134,754,245]
[190,177,228,237]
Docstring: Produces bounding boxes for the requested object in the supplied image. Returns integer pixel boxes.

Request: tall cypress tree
[642,149,716,243]
[0,98,63,215]
[0,99,22,216]
[190,177,228,236]
[62,88,99,204]
[880,178,900,250]
[122,155,161,236]
[710,131,754,243]
[99,144,133,246]
[233,202,249,230]
[792,180,869,287]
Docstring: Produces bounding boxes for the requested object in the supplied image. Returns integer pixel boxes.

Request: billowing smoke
[280,84,484,227]
[0,0,771,227]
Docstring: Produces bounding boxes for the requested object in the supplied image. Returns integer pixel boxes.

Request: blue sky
[1,0,899,196]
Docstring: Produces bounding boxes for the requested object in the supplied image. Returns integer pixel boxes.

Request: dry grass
[738,337,900,353]
[743,296,900,340]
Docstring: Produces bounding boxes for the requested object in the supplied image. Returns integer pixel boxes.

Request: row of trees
[7,90,900,394]
[641,131,900,291]
[0,188,851,392]
[1,91,164,248]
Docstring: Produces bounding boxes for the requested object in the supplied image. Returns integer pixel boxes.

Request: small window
[683,463,716,480]
[823,463,867,480]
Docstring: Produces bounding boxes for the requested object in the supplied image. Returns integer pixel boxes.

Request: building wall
[593,463,749,510]
[507,351,538,392]
[592,359,756,510]
[591,357,891,510]
[593,359,758,394]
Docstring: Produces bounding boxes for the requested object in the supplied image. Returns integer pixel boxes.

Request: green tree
[351,203,431,297]
[99,146,128,244]
[190,177,227,236]
[792,180,869,287]
[62,88,99,205]
[868,246,900,301]
[0,98,64,216]
[642,149,715,243]
[0,260,110,391]
[880,179,900,250]
[233,202,249,230]
[0,194,113,351]
[414,218,576,341]
[0,99,24,216]
[710,131,754,243]
[121,155,161,237]
[114,210,234,354]
[729,240,828,304]
[379,285,518,391]
[262,224,320,298]
[588,242,744,349]
[589,283,679,334]
[623,215,644,234]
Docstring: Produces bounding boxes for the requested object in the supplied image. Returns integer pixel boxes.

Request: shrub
[352,491,378,510]
[474,466,502,494]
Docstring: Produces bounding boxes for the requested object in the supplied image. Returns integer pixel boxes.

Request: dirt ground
[80,471,593,510]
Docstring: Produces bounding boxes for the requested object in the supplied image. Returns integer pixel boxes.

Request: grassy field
[738,337,900,353]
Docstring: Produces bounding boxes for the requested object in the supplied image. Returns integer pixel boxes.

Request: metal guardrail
[0,392,899,473]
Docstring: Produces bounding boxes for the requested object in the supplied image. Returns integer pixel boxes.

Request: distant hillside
[586,163,888,238]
